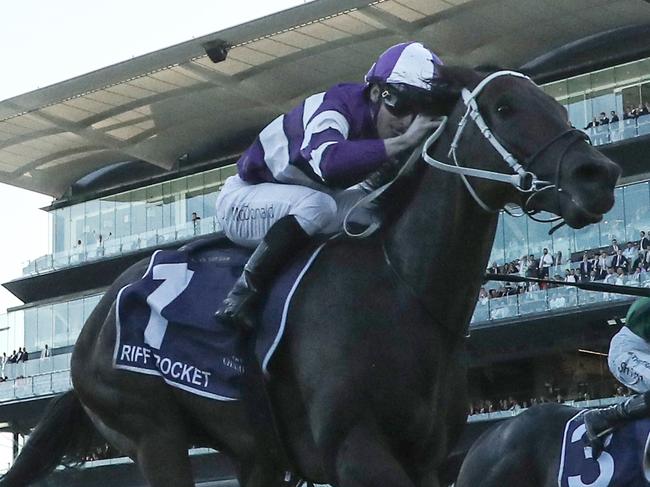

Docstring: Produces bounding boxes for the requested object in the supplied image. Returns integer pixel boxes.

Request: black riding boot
[215,215,310,333]
[583,391,650,457]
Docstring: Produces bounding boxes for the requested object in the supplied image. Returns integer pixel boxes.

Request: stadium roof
[2,0,650,197]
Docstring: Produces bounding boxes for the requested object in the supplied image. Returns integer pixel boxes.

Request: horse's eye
[497,105,512,115]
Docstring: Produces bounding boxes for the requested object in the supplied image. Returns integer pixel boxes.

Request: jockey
[584,297,650,455]
[214,41,445,332]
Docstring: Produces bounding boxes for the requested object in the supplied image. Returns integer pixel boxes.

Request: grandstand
[2,0,650,484]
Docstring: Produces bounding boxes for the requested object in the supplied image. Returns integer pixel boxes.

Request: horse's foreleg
[135,429,194,487]
[330,420,416,487]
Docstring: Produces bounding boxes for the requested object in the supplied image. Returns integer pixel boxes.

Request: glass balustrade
[22,217,221,276]
[583,114,650,146]
[472,274,650,324]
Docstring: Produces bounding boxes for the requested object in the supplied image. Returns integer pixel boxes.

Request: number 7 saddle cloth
[113,237,325,401]
[559,409,650,487]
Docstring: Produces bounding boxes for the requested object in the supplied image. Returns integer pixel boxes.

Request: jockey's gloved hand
[582,410,610,459]
[402,114,441,148]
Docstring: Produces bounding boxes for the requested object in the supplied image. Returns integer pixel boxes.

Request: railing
[0,355,72,402]
[584,114,650,146]
[22,218,221,277]
[472,274,650,324]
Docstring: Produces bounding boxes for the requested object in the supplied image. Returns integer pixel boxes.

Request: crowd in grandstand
[482,232,650,300]
[584,103,650,130]
[0,345,51,381]
[469,384,633,416]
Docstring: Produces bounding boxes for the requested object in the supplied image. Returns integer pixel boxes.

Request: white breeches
[609,330,650,393]
[215,175,375,248]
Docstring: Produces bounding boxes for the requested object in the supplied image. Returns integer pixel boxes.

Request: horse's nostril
[572,162,614,186]
[573,164,598,182]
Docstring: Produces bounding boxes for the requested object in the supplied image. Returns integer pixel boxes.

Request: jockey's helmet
[626,297,650,341]
[365,42,444,116]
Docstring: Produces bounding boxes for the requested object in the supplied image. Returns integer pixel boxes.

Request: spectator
[565,269,577,283]
[610,238,620,254]
[539,248,554,279]
[605,267,617,284]
[615,267,626,285]
[624,241,638,263]
[639,230,650,254]
[610,111,620,123]
[596,251,609,279]
[589,269,599,282]
[638,103,649,117]
[8,350,17,364]
[526,254,539,278]
[579,253,592,282]
[554,250,563,267]
[598,112,609,125]
[487,261,500,274]
[584,117,599,129]
[624,106,634,120]
[191,212,201,235]
[611,249,628,272]
[478,287,489,305]
[632,263,647,280]
[0,353,6,380]
[40,344,51,360]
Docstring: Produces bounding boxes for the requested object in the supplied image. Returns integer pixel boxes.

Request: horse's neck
[385,142,499,330]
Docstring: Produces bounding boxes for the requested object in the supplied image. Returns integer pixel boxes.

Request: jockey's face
[370,85,416,139]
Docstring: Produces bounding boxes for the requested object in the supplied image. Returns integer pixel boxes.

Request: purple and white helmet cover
[365,42,443,90]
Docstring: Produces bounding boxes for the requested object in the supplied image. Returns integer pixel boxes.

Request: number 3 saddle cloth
[559,409,650,487]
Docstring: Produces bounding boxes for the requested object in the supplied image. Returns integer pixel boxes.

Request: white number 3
[567,423,614,487]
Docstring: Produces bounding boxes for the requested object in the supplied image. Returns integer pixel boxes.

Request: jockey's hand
[403,115,441,147]
[384,115,442,159]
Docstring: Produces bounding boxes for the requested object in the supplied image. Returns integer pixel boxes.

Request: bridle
[422,70,589,221]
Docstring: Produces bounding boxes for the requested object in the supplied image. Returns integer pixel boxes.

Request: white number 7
[143,263,195,350]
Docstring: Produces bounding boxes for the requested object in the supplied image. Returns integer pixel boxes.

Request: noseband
[422,70,587,217]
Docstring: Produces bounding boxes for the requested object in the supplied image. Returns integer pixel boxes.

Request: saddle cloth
[113,238,325,401]
[558,410,650,487]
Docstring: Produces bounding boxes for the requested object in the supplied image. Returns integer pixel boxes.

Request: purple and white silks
[237,83,387,189]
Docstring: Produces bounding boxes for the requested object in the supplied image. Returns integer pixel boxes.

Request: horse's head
[425,66,621,229]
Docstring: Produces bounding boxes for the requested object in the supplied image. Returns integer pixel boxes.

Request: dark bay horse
[455,403,649,487]
[0,66,620,487]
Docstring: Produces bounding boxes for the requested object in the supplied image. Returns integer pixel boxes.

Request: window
[24,308,38,352]
[600,187,626,245]
[489,215,505,265]
[36,306,53,351]
[623,183,650,241]
[53,302,69,348]
[503,215,527,263]
[68,299,84,342]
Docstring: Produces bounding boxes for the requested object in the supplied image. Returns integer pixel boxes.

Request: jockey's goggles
[380,88,419,117]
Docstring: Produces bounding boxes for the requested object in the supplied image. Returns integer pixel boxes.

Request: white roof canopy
[1,0,648,197]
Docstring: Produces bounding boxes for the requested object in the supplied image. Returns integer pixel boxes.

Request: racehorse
[454,402,649,487]
[0,66,620,487]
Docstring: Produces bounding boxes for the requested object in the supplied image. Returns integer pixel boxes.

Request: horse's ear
[426,65,481,116]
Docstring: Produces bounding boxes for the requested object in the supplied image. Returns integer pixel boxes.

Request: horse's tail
[0,390,98,487]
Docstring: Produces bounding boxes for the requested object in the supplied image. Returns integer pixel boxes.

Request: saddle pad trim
[261,242,326,372]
